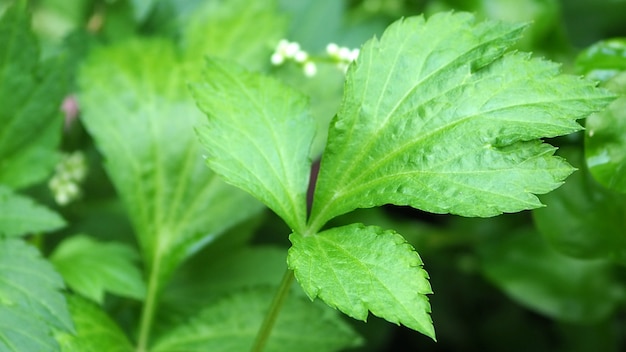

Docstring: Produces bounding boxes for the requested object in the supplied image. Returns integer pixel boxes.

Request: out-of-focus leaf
[576,38,626,83]
[288,223,434,339]
[585,72,626,193]
[78,39,263,284]
[0,238,73,351]
[152,287,362,352]
[0,185,65,237]
[0,1,66,189]
[182,0,286,71]
[50,235,146,303]
[480,229,624,323]
[534,148,626,259]
[56,295,134,352]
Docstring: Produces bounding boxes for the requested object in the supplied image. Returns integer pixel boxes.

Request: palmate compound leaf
[152,287,362,352]
[78,39,263,283]
[309,12,616,229]
[0,238,73,351]
[192,58,315,234]
[287,223,435,339]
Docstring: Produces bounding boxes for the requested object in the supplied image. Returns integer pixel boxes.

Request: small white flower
[284,42,301,58]
[326,43,339,56]
[294,50,308,63]
[303,61,317,77]
[271,52,285,65]
[349,48,360,61]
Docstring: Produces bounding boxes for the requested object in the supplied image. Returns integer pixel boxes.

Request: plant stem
[136,253,163,352]
[251,268,295,352]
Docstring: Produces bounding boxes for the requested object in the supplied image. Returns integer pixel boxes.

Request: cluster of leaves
[0,0,625,351]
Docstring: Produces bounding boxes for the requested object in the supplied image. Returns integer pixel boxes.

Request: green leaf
[55,295,134,352]
[533,148,626,259]
[78,39,263,282]
[182,0,286,71]
[480,229,624,323]
[309,12,614,228]
[0,185,65,237]
[152,287,362,352]
[287,223,434,339]
[575,38,626,83]
[192,58,315,234]
[0,1,66,189]
[0,238,73,351]
[50,235,146,303]
[585,73,626,193]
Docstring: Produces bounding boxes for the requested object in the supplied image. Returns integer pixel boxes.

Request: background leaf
[0,185,65,237]
[55,295,134,352]
[0,1,66,189]
[152,287,362,352]
[310,12,614,228]
[575,38,626,83]
[192,58,315,234]
[533,148,626,259]
[0,238,73,351]
[479,229,625,323]
[288,223,434,339]
[50,235,146,303]
[182,0,286,71]
[78,39,263,282]
[585,72,626,193]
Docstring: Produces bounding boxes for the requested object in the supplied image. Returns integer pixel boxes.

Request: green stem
[136,253,163,352]
[251,269,295,352]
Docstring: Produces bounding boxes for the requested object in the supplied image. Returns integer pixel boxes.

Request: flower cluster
[49,151,88,206]
[325,43,360,73]
[271,39,317,77]
[270,39,360,78]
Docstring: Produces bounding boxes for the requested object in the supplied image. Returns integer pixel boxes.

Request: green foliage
[50,235,146,303]
[55,295,135,352]
[0,238,73,351]
[0,185,65,237]
[288,224,434,338]
[152,288,362,352]
[1,0,624,351]
[0,1,66,189]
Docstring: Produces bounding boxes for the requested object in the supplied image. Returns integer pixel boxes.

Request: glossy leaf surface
[310,12,614,228]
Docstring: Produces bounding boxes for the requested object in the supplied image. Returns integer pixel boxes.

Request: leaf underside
[288,224,435,340]
[310,12,615,227]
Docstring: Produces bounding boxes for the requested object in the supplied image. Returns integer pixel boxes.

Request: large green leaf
[288,223,434,339]
[182,0,286,71]
[50,235,146,303]
[480,230,624,323]
[0,1,66,189]
[0,238,73,351]
[152,287,362,352]
[0,185,65,237]
[533,148,626,259]
[78,39,263,282]
[56,295,134,352]
[309,12,614,229]
[192,59,315,234]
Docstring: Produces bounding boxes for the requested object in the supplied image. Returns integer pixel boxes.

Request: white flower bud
[294,50,308,63]
[326,43,339,56]
[271,52,285,65]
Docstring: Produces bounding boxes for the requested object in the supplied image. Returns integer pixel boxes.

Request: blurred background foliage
[2,0,625,351]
